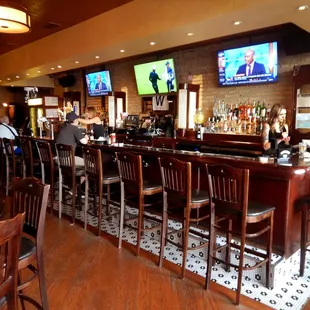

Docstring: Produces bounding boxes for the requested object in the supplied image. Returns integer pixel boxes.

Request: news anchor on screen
[236,49,266,76]
[94,74,107,91]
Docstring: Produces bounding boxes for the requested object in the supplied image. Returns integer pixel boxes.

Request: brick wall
[54,35,310,123]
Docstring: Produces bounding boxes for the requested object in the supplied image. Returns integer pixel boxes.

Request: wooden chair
[36,141,56,215]
[11,177,50,310]
[20,137,34,178]
[83,147,120,236]
[0,138,4,195]
[56,143,85,223]
[205,164,275,305]
[116,152,162,255]
[0,213,24,310]
[297,197,310,277]
[158,157,210,279]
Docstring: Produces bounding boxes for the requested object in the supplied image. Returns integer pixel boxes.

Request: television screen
[218,42,278,86]
[134,58,177,96]
[85,70,112,96]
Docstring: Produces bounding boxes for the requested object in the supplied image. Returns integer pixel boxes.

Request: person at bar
[77,107,105,139]
[261,103,290,153]
[56,111,89,166]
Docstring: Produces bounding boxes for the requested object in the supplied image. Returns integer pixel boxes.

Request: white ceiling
[0,0,309,87]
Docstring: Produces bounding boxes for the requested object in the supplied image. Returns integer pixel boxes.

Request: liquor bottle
[261,102,267,119]
[251,101,256,116]
[256,101,261,116]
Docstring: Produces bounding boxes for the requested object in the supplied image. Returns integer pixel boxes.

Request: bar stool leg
[98,181,103,237]
[266,211,274,288]
[50,173,54,215]
[5,157,9,196]
[118,181,125,249]
[225,219,232,272]
[136,195,144,257]
[181,207,191,279]
[300,204,308,277]
[205,207,215,290]
[106,184,111,215]
[84,175,89,230]
[236,229,246,305]
[58,169,63,219]
[159,191,168,267]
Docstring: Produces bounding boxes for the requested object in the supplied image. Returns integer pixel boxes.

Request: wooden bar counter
[90,142,310,259]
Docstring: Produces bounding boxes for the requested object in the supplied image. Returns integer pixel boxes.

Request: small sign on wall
[152,95,168,111]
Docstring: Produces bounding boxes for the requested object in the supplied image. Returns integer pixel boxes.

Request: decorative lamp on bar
[0,2,31,34]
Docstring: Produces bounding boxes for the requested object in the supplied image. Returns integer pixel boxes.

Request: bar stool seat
[191,189,209,204]
[247,202,275,217]
[104,171,119,182]
[75,166,86,176]
[143,180,162,192]
[19,237,36,261]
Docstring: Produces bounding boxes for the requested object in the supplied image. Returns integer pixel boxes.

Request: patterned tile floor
[54,197,310,310]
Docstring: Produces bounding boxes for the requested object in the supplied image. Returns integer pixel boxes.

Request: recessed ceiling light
[57,65,62,68]
[0,80,2,82]
[26,73,30,76]
[51,67,55,70]
[150,42,156,45]
[11,85,14,87]
[233,21,242,25]
[16,75,19,78]
[38,71,41,73]
[187,32,194,36]
[120,49,125,53]
[297,5,308,10]
[95,56,100,59]
[7,78,10,80]
[75,61,79,64]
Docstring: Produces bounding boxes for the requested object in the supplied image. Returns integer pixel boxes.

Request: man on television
[94,74,107,92]
[236,49,266,76]
[149,66,161,94]
[162,61,175,92]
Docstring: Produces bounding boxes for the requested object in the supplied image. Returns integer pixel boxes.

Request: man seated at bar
[261,103,290,153]
[77,107,105,139]
[0,115,22,155]
[56,111,89,166]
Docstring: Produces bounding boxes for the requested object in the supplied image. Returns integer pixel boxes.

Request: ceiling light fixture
[26,73,29,76]
[7,78,10,80]
[37,70,41,73]
[120,49,125,53]
[3,103,8,107]
[297,5,308,10]
[51,67,55,70]
[233,21,242,25]
[0,3,31,34]
[95,56,100,59]
[150,42,156,45]
[57,65,62,68]
[187,32,194,36]
[75,61,79,64]
[16,75,19,78]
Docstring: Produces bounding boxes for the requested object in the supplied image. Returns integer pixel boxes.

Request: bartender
[261,103,290,153]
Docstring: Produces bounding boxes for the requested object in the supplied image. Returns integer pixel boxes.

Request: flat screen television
[134,58,177,96]
[217,42,278,86]
[85,70,112,96]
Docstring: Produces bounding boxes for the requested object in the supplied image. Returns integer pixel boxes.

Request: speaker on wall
[57,75,76,87]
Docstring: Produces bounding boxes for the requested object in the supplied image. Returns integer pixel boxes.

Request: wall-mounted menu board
[45,96,59,107]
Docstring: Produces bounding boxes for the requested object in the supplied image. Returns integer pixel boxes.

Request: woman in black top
[262,103,290,151]
[78,107,105,139]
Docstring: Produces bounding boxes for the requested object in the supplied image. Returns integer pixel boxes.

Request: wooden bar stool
[205,164,275,305]
[82,147,120,236]
[36,141,57,215]
[298,198,310,277]
[158,157,210,279]
[0,138,4,194]
[56,143,85,223]
[116,152,162,255]
[11,177,50,310]
[0,213,24,310]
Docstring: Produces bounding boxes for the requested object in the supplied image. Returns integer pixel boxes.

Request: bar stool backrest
[55,143,75,172]
[116,152,142,192]
[82,147,102,182]
[2,138,14,156]
[158,157,190,200]
[11,177,50,243]
[20,137,33,177]
[0,213,25,310]
[36,141,54,165]
[206,164,249,217]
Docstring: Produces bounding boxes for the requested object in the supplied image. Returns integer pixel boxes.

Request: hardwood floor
[20,214,275,310]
